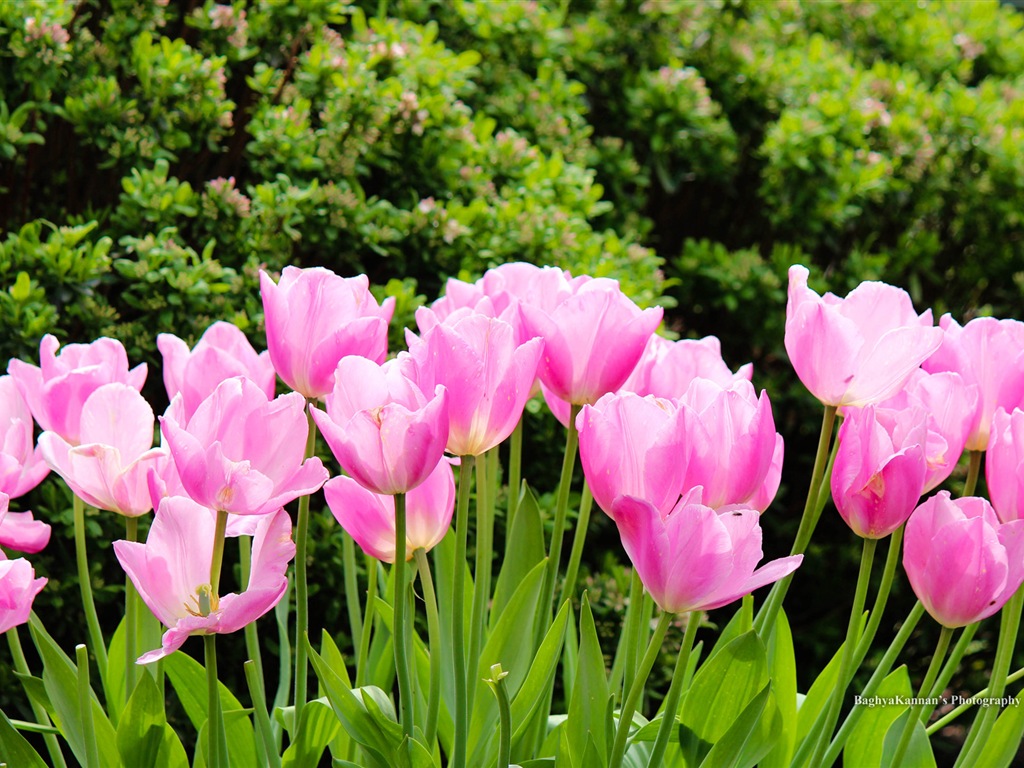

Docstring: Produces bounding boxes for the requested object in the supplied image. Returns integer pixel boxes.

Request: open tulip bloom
[0,555,46,635]
[0,375,49,498]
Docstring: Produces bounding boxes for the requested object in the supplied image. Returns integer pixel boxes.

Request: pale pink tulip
[621,334,752,399]
[903,493,1024,627]
[114,498,294,662]
[784,265,941,407]
[39,383,166,517]
[0,492,49,554]
[986,408,1024,523]
[260,267,395,398]
[161,377,327,515]
[7,335,147,444]
[158,321,276,421]
[612,488,802,614]
[0,376,49,497]
[324,457,456,562]
[0,556,47,634]
[311,356,448,495]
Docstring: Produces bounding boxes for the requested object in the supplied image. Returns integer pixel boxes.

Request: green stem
[485,664,512,768]
[356,555,379,688]
[648,612,700,768]
[124,517,139,702]
[611,569,645,704]
[293,398,318,729]
[506,418,523,533]
[609,611,674,768]
[7,628,67,768]
[415,548,441,747]
[468,447,495,713]
[890,626,954,767]
[244,660,282,768]
[343,532,363,648]
[963,449,982,497]
[928,665,1024,735]
[451,454,475,768]
[852,526,903,664]
[209,510,229,596]
[75,644,100,768]
[73,495,108,699]
[559,482,593,607]
[392,492,414,738]
[926,621,979,704]
[754,405,837,636]
[205,634,228,768]
[239,537,266,708]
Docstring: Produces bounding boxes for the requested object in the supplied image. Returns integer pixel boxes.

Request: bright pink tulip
[0,376,49,497]
[784,265,942,407]
[260,267,395,399]
[404,315,541,456]
[39,383,166,518]
[620,334,752,399]
[114,498,294,663]
[678,379,783,511]
[158,321,276,421]
[922,315,1024,451]
[519,278,662,405]
[986,408,1024,523]
[903,492,1024,628]
[311,356,448,495]
[612,488,803,614]
[7,334,147,445]
[0,555,47,634]
[161,377,327,515]
[324,457,456,563]
[0,493,50,555]
[831,405,928,539]
[414,278,504,336]
[577,393,687,520]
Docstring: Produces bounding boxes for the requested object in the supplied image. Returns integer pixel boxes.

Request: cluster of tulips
[0,260,1021,767]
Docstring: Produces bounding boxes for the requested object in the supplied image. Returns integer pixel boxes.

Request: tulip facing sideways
[0,492,50,556]
[0,555,47,635]
[0,375,49,499]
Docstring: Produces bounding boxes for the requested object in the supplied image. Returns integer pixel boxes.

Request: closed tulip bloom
[621,334,752,399]
[158,321,276,421]
[0,556,47,634]
[404,315,542,456]
[612,488,803,614]
[324,457,456,563]
[161,377,328,515]
[986,408,1024,523]
[39,383,167,518]
[414,278,507,337]
[8,334,147,445]
[831,405,928,539]
[577,392,687,520]
[114,498,295,663]
[922,315,1024,451]
[260,267,395,399]
[785,265,942,407]
[0,376,49,498]
[903,493,1024,628]
[311,356,448,495]
[0,493,50,555]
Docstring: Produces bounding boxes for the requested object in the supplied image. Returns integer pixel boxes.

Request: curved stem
[852,526,903,664]
[468,447,494,714]
[648,612,700,767]
[890,626,954,767]
[559,482,594,607]
[124,517,139,700]
[451,454,475,768]
[293,399,318,728]
[73,495,108,698]
[356,555,379,688]
[609,610,674,768]
[392,493,414,737]
[927,621,979,703]
[928,666,1024,735]
[7,628,67,768]
[963,450,982,497]
[415,548,441,747]
[485,664,512,768]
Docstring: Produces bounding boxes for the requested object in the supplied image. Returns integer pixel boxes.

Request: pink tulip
[114,497,294,662]
[986,408,1024,523]
[161,377,328,515]
[612,488,803,614]
[577,393,687,520]
[311,356,449,495]
[903,492,1024,628]
[620,335,753,399]
[0,376,49,497]
[414,278,505,336]
[678,379,783,511]
[922,315,1024,451]
[158,321,276,421]
[38,383,167,518]
[0,493,50,555]
[831,405,928,539]
[324,457,456,562]
[784,265,942,407]
[519,278,662,405]
[404,315,541,456]
[260,267,395,399]
[7,335,147,445]
[0,556,47,634]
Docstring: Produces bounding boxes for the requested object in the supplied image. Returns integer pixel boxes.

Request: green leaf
[0,709,48,767]
[492,482,546,628]
[794,639,844,750]
[880,709,936,768]
[281,698,342,768]
[844,666,912,767]
[509,598,572,747]
[106,617,126,723]
[705,600,754,664]
[565,595,609,768]
[116,672,188,768]
[975,698,1024,768]
[699,684,781,768]
[759,610,797,768]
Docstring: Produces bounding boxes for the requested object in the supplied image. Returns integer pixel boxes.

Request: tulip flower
[414,277,508,336]
[577,392,687,520]
[0,375,49,498]
[260,267,395,399]
[784,265,942,407]
[7,334,147,445]
[903,492,1024,628]
[38,383,167,518]
[831,405,928,539]
[0,492,49,555]
[114,498,295,662]
[324,457,456,562]
[620,334,752,399]
[0,555,47,634]
[922,315,1024,451]
[403,314,541,456]
[312,356,448,495]
[161,377,328,515]
[158,321,276,421]
[986,408,1024,523]
[612,488,803,614]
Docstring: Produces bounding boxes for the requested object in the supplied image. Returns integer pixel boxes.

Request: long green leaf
[491,482,545,629]
[844,666,913,767]
[699,684,780,768]
[0,709,48,768]
[881,710,936,768]
[282,698,342,768]
[758,610,797,768]
[974,698,1024,768]
[564,595,609,768]
[509,600,572,744]
[116,671,188,768]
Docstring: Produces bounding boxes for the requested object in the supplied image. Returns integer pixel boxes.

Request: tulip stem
[963,449,982,497]
[890,625,954,767]
[928,666,1024,734]
[343,532,363,650]
[356,555,378,688]
[244,659,282,768]
[205,634,229,768]
[124,517,139,702]
[926,620,978,704]
[209,510,229,596]
[75,644,100,768]
[610,610,673,768]
[239,536,267,709]
[506,418,523,530]
[72,495,109,704]
[648,611,700,767]
[559,482,593,608]
[754,404,837,636]
[7,628,67,768]
[293,398,318,729]
[415,548,441,747]
[614,568,645,706]
[469,447,495,714]
[852,526,903,664]
[451,454,475,768]
[392,492,414,738]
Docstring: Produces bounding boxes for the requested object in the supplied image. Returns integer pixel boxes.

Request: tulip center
[184,584,220,617]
